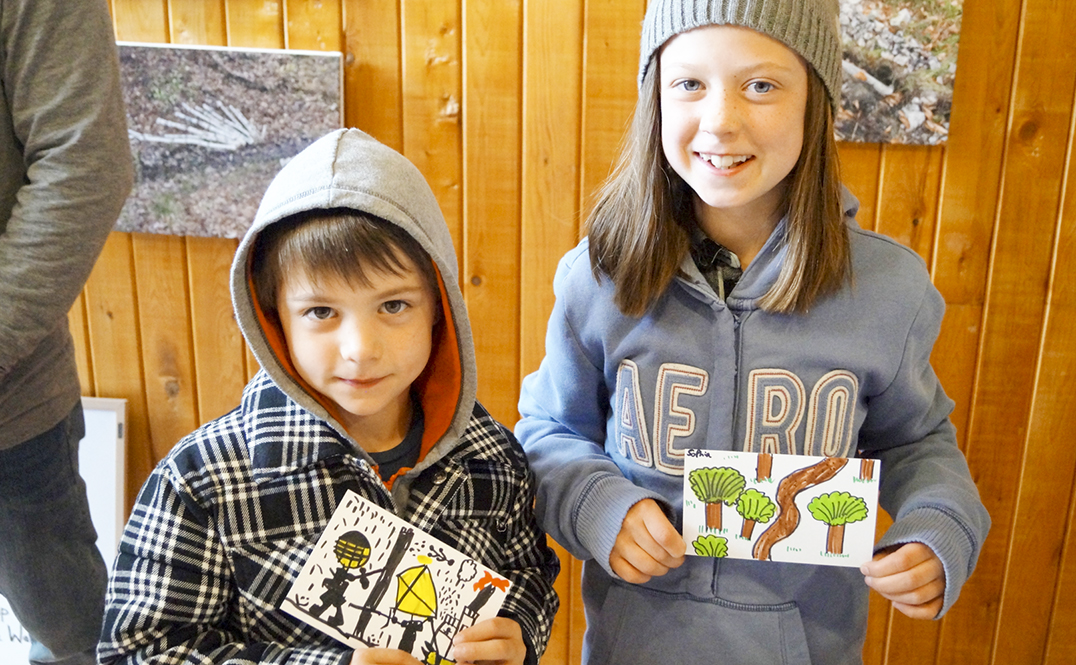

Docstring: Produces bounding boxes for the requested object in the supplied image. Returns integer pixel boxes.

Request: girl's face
[659,25,808,232]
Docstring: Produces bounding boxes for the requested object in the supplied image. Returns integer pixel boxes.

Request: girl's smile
[659,25,808,264]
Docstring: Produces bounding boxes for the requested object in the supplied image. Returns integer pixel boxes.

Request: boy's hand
[609,499,686,584]
[451,617,526,665]
[349,648,422,665]
[861,542,945,620]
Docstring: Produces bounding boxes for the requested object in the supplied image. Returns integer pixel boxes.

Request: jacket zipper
[730,307,751,452]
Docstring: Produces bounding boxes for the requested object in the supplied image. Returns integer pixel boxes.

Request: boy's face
[276,253,437,448]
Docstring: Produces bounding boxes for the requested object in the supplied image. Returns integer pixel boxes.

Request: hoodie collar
[678,186,861,309]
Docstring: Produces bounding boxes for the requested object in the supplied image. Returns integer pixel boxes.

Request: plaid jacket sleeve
[406,407,560,665]
[98,456,350,665]
[484,419,561,664]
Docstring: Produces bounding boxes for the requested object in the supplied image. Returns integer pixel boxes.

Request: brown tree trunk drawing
[706,502,722,530]
[752,457,848,561]
[859,459,874,481]
[757,453,773,481]
[826,523,846,554]
[741,520,756,539]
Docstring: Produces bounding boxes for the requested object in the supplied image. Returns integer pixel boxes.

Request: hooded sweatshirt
[516,190,989,665]
[100,129,559,665]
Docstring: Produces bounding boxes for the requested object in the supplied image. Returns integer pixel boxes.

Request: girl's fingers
[867,576,945,606]
[610,548,654,583]
[861,542,936,578]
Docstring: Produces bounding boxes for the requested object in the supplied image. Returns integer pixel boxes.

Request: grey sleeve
[859,285,990,616]
[0,0,134,378]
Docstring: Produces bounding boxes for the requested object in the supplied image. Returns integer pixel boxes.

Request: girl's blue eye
[383,300,408,314]
[749,81,774,94]
[678,79,702,92]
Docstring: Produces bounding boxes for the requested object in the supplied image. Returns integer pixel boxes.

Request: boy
[99,129,559,665]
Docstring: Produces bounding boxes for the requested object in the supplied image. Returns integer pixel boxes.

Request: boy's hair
[586,59,849,317]
[252,209,441,318]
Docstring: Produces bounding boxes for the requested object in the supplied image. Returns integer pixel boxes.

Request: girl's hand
[609,499,686,584]
[451,617,526,665]
[349,647,423,665]
[861,542,945,620]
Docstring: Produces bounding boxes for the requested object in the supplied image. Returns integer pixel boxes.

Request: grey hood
[230,128,477,470]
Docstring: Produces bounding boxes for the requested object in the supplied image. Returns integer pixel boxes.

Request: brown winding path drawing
[752,457,848,561]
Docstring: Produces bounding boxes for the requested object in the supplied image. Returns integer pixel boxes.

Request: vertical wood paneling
[131,234,200,462]
[874,145,944,264]
[929,0,1020,463]
[578,0,645,218]
[401,0,463,256]
[520,0,585,377]
[838,142,882,231]
[111,0,169,42]
[115,6,201,466]
[168,0,226,45]
[994,88,1076,665]
[873,140,941,665]
[462,0,524,424]
[80,2,1076,663]
[172,0,245,429]
[83,234,153,512]
[284,0,342,51]
[187,237,247,424]
[943,1,1076,663]
[848,148,940,665]
[342,0,402,148]
[1042,114,1076,665]
[225,0,285,48]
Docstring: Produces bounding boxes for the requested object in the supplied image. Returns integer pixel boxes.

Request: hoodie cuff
[574,474,667,578]
[875,506,977,617]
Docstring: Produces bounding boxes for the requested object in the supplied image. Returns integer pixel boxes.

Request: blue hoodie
[516,192,989,664]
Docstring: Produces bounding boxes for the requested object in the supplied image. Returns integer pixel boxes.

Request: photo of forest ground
[838,0,962,144]
[117,44,342,238]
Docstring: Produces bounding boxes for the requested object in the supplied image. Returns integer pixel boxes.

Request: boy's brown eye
[383,300,407,314]
[307,306,333,319]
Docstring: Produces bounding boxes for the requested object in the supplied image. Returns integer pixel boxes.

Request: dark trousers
[0,402,106,665]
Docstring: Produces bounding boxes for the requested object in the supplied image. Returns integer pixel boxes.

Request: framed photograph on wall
[838,0,962,144]
[116,43,343,238]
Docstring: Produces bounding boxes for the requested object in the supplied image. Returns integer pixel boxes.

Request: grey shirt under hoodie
[517,190,991,665]
[0,0,133,448]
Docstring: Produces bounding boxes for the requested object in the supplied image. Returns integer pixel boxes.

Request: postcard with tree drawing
[682,450,881,567]
[282,490,511,663]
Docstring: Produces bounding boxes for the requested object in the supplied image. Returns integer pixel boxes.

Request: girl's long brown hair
[587,56,849,317]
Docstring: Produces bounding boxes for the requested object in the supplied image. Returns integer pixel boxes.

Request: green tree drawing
[735,488,776,539]
[689,466,745,531]
[807,491,869,555]
[692,534,729,558]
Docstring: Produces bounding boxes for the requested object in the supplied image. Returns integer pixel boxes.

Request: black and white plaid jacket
[99,372,560,665]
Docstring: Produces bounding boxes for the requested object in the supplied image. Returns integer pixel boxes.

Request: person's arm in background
[0,0,134,379]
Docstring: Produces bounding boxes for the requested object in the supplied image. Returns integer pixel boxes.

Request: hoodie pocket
[587,580,812,665]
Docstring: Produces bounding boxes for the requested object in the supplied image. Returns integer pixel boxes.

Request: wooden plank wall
[71,0,1075,662]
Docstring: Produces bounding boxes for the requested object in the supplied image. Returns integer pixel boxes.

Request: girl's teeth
[709,155,747,168]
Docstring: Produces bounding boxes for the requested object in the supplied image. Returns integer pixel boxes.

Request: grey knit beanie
[639,0,842,110]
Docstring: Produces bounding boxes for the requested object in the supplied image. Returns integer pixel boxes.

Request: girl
[515,1,990,664]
